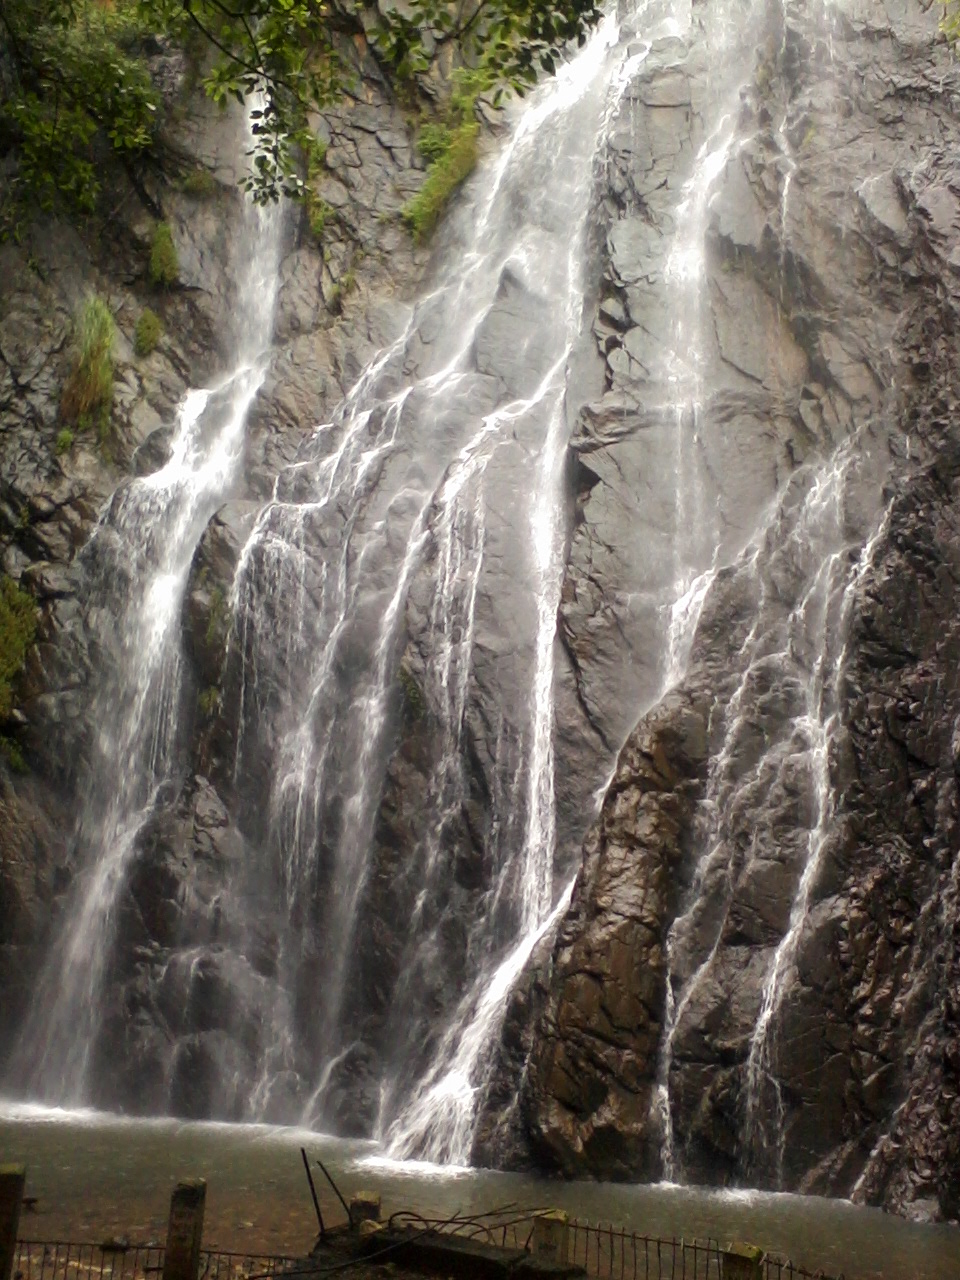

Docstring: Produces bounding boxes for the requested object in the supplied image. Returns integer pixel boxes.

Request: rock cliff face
[480,0,960,1225]
[0,25,429,1104]
[3,0,960,1228]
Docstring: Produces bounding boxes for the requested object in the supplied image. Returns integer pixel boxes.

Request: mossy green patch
[398,664,425,723]
[180,167,217,198]
[0,576,37,721]
[300,130,333,243]
[198,685,221,719]
[309,197,335,242]
[304,134,328,178]
[205,586,229,649]
[149,221,179,287]
[0,736,27,772]
[134,307,162,356]
[55,427,74,455]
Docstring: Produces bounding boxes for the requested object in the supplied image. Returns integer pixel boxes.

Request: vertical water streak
[375,8,661,1162]
[220,13,640,1133]
[742,499,894,1172]
[11,101,282,1103]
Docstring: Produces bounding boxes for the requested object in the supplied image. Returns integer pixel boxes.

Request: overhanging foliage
[0,0,605,220]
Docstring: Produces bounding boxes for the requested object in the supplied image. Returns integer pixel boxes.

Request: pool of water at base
[0,1105,955,1280]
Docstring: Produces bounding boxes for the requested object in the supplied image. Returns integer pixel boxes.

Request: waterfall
[4,0,922,1195]
[654,444,888,1180]
[741,496,894,1176]
[382,23,655,1159]
[643,0,903,1188]
[213,0,717,1156]
[9,102,282,1103]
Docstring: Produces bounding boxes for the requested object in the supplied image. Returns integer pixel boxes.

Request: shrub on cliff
[0,577,37,721]
[0,0,159,234]
[61,296,115,436]
[403,69,489,242]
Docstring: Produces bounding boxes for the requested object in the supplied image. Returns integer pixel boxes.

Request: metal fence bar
[553,1222,845,1280]
[15,1223,848,1280]
[14,1245,299,1280]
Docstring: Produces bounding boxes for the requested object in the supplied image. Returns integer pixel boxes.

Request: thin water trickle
[654,440,889,1183]
[10,101,283,1104]
[742,498,894,1172]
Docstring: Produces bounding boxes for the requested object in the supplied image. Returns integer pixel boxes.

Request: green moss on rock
[149,221,179,287]
[0,576,37,720]
[180,167,217,198]
[134,307,162,356]
[398,664,425,722]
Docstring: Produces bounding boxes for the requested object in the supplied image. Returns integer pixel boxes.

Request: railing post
[348,1193,381,1228]
[162,1180,206,1280]
[531,1211,570,1266]
[720,1243,763,1280]
[0,1166,25,1280]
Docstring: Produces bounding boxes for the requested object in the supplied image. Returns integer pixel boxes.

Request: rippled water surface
[0,1109,957,1279]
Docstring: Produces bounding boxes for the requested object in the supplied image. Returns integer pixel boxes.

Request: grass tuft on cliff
[0,577,37,721]
[403,122,479,243]
[149,221,179,287]
[134,307,163,356]
[402,69,489,243]
[61,295,115,436]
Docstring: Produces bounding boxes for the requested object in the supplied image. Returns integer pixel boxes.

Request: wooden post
[531,1211,569,1266]
[720,1242,763,1280]
[348,1192,381,1228]
[161,1180,206,1280]
[0,1166,25,1280]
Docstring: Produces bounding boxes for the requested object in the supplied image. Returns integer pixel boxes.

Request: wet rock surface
[485,0,960,1224]
[0,27,428,1118]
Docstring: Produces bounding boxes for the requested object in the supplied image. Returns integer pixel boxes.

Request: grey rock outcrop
[482,0,960,1224]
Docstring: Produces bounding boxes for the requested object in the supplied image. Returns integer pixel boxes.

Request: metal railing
[11,1243,298,1280]
[12,1222,846,1280]
[567,1221,845,1280]
[12,1241,166,1280]
[365,1211,847,1280]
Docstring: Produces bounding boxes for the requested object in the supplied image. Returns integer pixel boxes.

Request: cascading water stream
[741,497,894,1176]
[379,7,674,1165]
[654,438,892,1183]
[624,0,898,1184]
[9,103,282,1103]
[218,0,731,1158]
